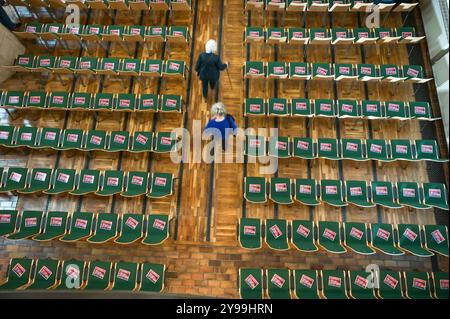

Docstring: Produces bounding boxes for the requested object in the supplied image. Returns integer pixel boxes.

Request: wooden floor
[0,1,448,298]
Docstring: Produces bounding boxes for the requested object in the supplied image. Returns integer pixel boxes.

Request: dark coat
[195,52,227,82]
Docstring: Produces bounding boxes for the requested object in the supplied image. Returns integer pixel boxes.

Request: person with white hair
[204,102,237,151]
[195,39,229,101]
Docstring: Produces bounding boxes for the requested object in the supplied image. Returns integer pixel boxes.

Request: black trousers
[0,7,16,30]
[202,80,216,99]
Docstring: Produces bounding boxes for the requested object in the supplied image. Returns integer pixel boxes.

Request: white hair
[205,39,217,54]
[211,102,226,116]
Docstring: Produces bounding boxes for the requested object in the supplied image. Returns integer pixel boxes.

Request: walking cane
[226,62,233,90]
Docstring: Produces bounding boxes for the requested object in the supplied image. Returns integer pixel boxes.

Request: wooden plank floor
[0,2,448,298]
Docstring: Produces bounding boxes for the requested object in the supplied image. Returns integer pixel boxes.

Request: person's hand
[225,61,230,67]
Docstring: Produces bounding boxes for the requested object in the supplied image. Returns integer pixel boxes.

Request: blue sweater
[204,116,237,142]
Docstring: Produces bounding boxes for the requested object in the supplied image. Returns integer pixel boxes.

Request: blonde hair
[205,39,218,54]
[211,102,226,117]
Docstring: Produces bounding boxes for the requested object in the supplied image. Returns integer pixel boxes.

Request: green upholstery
[70,170,100,195]
[424,225,449,257]
[245,135,266,157]
[33,211,68,241]
[288,62,310,79]
[334,64,356,81]
[120,58,141,76]
[315,99,335,117]
[76,57,98,74]
[239,218,262,250]
[138,94,158,111]
[26,91,46,109]
[332,29,353,44]
[87,213,119,243]
[270,178,293,204]
[60,212,94,242]
[317,138,339,160]
[361,100,383,119]
[140,263,165,293]
[7,210,43,240]
[267,62,288,78]
[370,223,404,256]
[409,102,434,120]
[287,27,308,42]
[0,258,33,290]
[245,61,265,77]
[292,137,316,159]
[35,55,56,71]
[102,25,125,40]
[385,101,407,120]
[59,129,84,150]
[245,27,264,41]
[96,170,124,196]
[0,125,15,147]
[371,181,402,208]
[312,63,333,78]
[345,180,373,207]
[353,28,376,43]
[391,140,414,161]
[431,272,449,299]
[142,59,163,76]
[318,221,347,254]
[377,271,404,299]
[85,261,111,290]
[244,177,267,203]
[70,92,92,110]
[14,126,38,148]
[268,98,289,116]
[320,179,346,207]
[163,60,185,78]
[294,270,319,299]
[48,92,69,109]
[54,56,78,73]
[416,140,448,162]
[337,99,358,118]
[142,214,170,245]
[115,214,144,244]
[14,54,34,70]
[81,24,104,40]
[45,169,76,194]
[36,128,61,149]
[27,259,59,290]
[108,131,130,152]
[115,94,136,111]
[348,271,376,299]
[380,64,405,82]
[122,171,148,197]
[366,139,392,162]
[403,65,427,82]
[111,262,139,291]
[268,136,290,158]
[239,268,263,299]
[160,95,182,112]
[266,219,289,250]
[404,272,432,299]
[267,269,291,299]
[154,132,177,153]
[2,91,25,108]
[356,63,380,81]
[85,130,107,151]
[341,139,365,161]
[397,224,433,257]
[131,132,153,153]
[397,182,429,209]
[55,260,85,290]
[291,220,318,252]
[0,167,28,192]
[148,173,173,198]
[146,26,167,41]
[309,28,330,42]
[291,98,312,117]
[124,25,145,41]
[343,222,375,255]
[295,179,319,206]
[93,93,114,110]
[0,210,18,236]
[321,270,348,299]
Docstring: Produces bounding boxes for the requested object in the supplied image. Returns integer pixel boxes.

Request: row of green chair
[0,257,165,292]
[9,0,192,11]
[1,55,187,79]
[239,268,446,299]
[239,218,448,257]
[244,177,449,210]
[0,91,182,113]
[15,23,190,45]
[244,98,438,121]
[244,136,447,162]
[245,26,423,45]
[244,0,417,12]
[0,167,174,198]
[0,125,179,153]
[0,210,170,245]
[244,61,431,83]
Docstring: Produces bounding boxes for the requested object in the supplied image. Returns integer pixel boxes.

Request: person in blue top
[204,102,237,151]
[195,39,229,102]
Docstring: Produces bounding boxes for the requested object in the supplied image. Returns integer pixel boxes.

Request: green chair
[376,271,404,299]
[348,270,376,299]
[293,270,319,299]
[343,222,375,255]
[85,130,107,151]
[314,99,336,117]
[70,92,92,110]
[385,101,408,120]
[53,56,78,74]
[291,220,318,252]
[361,100,384,119]
[167,26,189,44]
[318,221,347,254]
[93,93,114,111]
[0,167,28,192]
[44,169,76,194]
[142,214,170,245]
[268,136,290,158]
[341,139,366,161]
[87,213,119,244]
[158,94,181,112]
[138,94,158,112]
[115,94,136,112]
[84,261,112,290]
[397,224,433,257]
[376,28,400,43]
[291,98,312,117]
[145,26,167,43]
[111,262,139,291]
[119,58,141,77]
[245,135,266,157]
[13,23,43,40]
[140,263,165,293]
[47,92,70,110]
[154,132,177,153]
[36,127,61,149]
[332,28,354,45]
[55,260,86,290]
[391,140,414,161]
[321,270,348,299]
[337,99,359,118]
[14,126,38,148]
[309,28,331,44]
[41,23,64,40]
[141,59,163,77]
[416,140,448,162]
[2,91,25,108]
[114,214,144,244]
[295,179,319,206]
[370,223,404,256]
[366,139,393,162]
[334,64,357,81]
[329,0,351,11]
[101,25,125,42]
[317,138,340,160]
[0,125,16,147]
[431,272,449,299]
[356,63,381,81]
[380,64,405,82]
[409,101,436,121]
[9,54,35,72]
[7,210,43,240]
[244,177,267,203]
[80,24,104,41]
[396,27,423,43]
[244,61,265,78]
[60,212,94,242]
[267,269,291,299]
[245,27,265,43]
[312,63,333,79]
[403,65,431,84]
[163,60,185,79]
[70,170,100,195]
[292,137,316,159]
[26,259,60,290]
[0,258,34,290]
[353,28,377,44]
[148,172,173,198]
[75,57,98,75]
[131,132,153,153]
[345,180,374,207]
[33,211,68,241]
[270,178,293,204]
[96,170,124,196]
[58,129,84,150]
[268,98,289,117]
[423,183,449,210]
[371,181,402,208]
[403,272,432,299]
[267,62,288,79]
[34,55,56,72]
[239,268,263,299]
[424,225,449,257]
[266,0,287,11]
[26,91,47,109]
[397,182,429,209]
[244,98,266,116]
[0,210,18,236]
[107,131,130,152]
[239,218,262,250]
[288,62,310,79]
[320,180,347,207]
[123,25,145,42]
[265,219,289,250]
[287,27,308,44]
